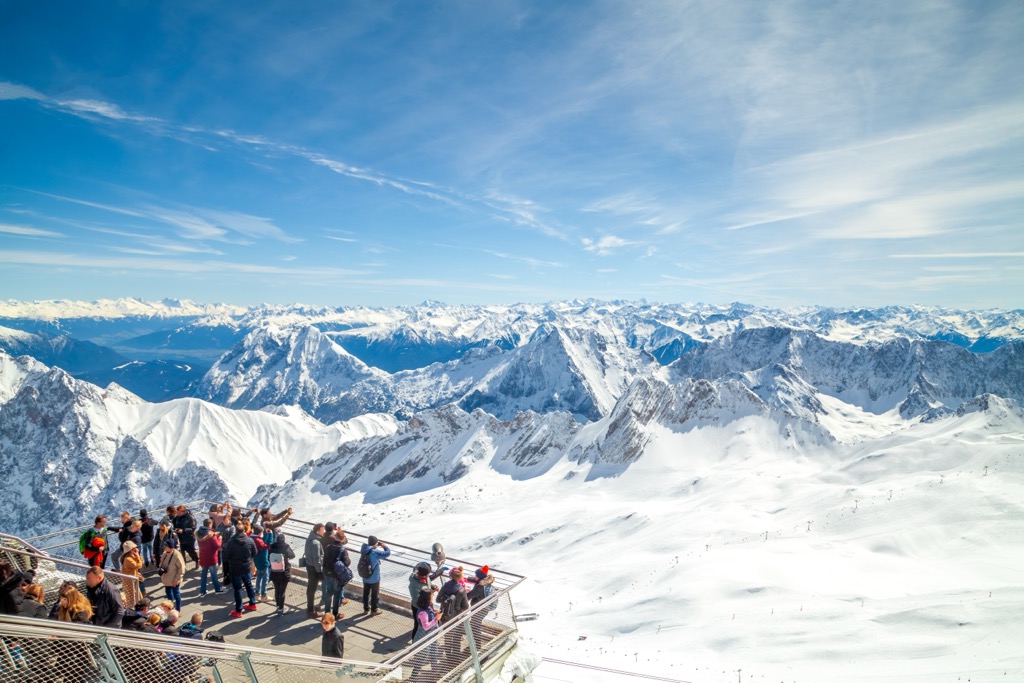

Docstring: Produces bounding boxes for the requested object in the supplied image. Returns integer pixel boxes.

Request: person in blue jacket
[360,535,390,616]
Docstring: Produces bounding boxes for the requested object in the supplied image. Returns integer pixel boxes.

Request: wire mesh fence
[0,615,397,683]
[384,588,519,683]
[0,538,140,618]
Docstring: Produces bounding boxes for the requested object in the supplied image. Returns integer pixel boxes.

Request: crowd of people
[1,500,500,670]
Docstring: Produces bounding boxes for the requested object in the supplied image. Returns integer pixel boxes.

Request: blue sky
[1,1,1022,308]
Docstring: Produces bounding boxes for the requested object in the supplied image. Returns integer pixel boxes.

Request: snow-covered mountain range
[1,297,1022,681]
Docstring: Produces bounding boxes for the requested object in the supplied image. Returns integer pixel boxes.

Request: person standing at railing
[154,522,177,569]
[436,567,470,661]
[173,505,200,569]
[139,509,156,568]
[224,523,259,618]
[108,511,131,570]
[158,537,185,612]
[257,506,293,533]
[85,565,125,629]
[251,524,272,602]
[303,523,326,620]
[268,530,296,615]
[79,515,108,568]
[120,541,145,608]
[408,562,438,641]
[323,529,352,620]
[197,523,225,597]
[359,535,390,617]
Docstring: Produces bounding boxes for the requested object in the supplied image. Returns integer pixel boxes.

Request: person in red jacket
[196,523,225,597]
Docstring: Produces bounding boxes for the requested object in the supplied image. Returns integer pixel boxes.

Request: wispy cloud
[0,223,64,238]
[26,189,300,245]
[1,79,567,241]
[0,249,367,277]
[889,251,1024,259]
[434,243,563,269]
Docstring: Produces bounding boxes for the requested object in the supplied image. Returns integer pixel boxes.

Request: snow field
[272,407,1024,682]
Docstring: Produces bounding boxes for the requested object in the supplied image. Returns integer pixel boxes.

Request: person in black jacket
[173,505,200,568]
[0,560,29,616]
[85,566,125,629]
[268,531,296,615]
[322,530,351,619]
[139,509,156,567]
[222,524,258,617]
[320,613,344,659]
[108,511,131,570]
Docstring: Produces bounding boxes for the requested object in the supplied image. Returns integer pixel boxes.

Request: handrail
[0,613,393,674]
[383,575,524,667]
[23,498,213,544]
[0,543,140,592]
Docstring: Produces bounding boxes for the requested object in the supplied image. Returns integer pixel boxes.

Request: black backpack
[357,551,372,579]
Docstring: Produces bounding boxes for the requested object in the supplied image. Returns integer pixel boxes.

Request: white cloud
[0,81,45,101]
[0,223,63,238]
[581,235,635,255]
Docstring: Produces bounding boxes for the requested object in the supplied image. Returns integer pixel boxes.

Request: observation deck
[0,499,530,682]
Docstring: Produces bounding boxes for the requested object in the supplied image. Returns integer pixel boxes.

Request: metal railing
[2,501,528,682]
[0,614,392,682]
[0,535,140,614]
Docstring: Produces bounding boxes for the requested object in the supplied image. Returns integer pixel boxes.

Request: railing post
[463,615,484,683]
[94,632,130,683]
[210,661,226,683]
[239,650,260,682]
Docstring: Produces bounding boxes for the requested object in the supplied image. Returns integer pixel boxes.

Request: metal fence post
[94,632,130,683]
[463,616,484,683]
[239,650,260,682]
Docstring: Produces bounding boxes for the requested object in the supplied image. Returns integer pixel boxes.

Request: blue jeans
[200,565,221,594]
[323,576,348,616]
[231,573,256,611]
[321,575,335,613]
[141,542,153,565]
[164,585,181,611]
[255,567,269,596]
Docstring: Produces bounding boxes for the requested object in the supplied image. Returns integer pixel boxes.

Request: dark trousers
[362,581,380,611]
[231,572,256,611]
[409,605,418,640]
[306,567,321,613]
[271,573,289,609]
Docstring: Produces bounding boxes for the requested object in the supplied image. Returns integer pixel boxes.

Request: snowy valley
[0,298,1022,682]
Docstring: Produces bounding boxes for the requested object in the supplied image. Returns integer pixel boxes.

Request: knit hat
[431,543,445,564]
[122,541,137,552]
[164,538,177,548]
[196,527,209,537]
[367,535,378,546]
[415,562,431,578]
[475,565,489,580]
